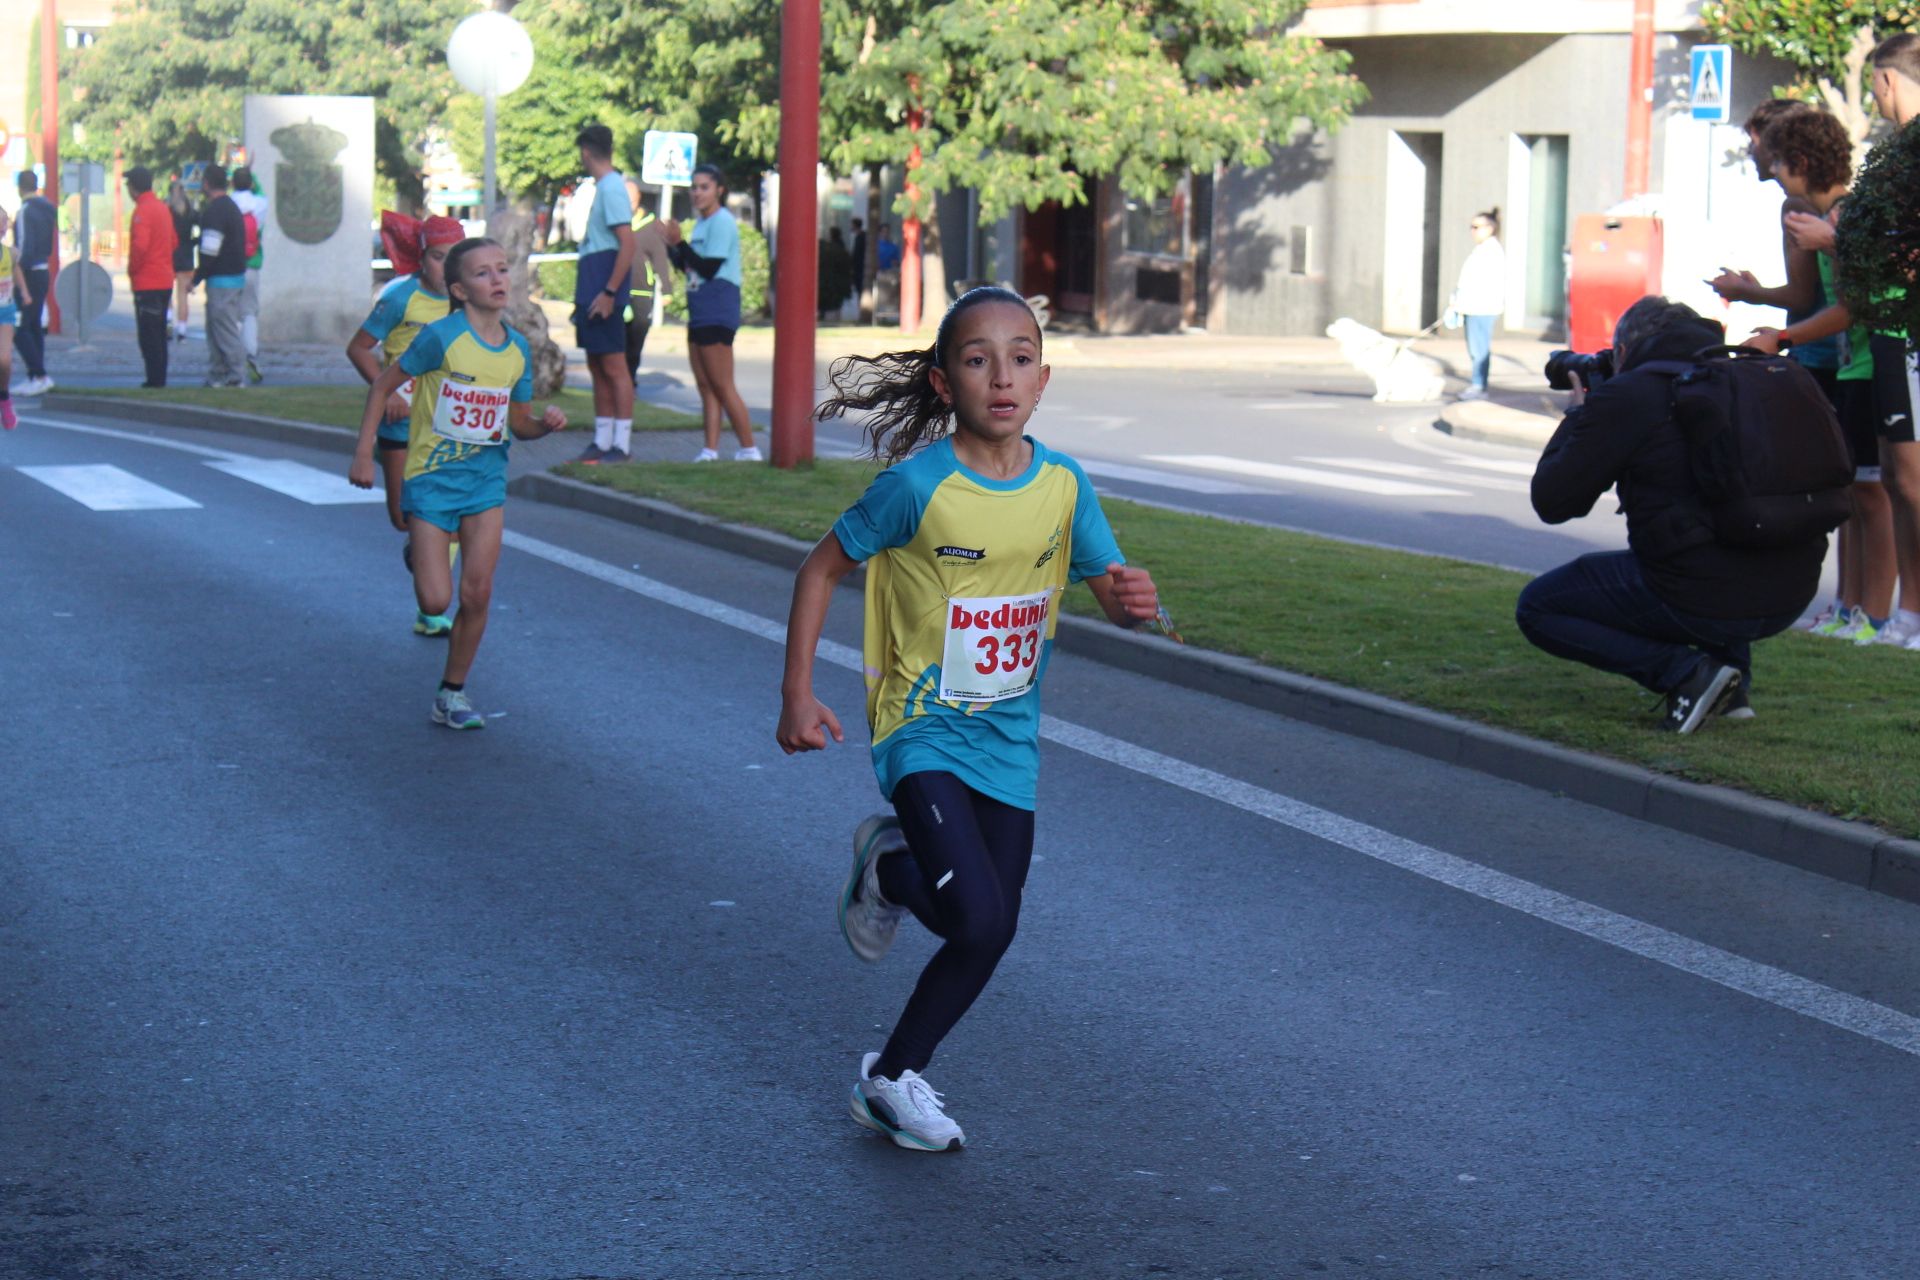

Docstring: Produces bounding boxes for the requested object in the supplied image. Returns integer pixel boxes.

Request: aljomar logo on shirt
[936,545,987,562]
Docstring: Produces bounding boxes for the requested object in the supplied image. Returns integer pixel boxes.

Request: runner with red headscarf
[347,211,466,635]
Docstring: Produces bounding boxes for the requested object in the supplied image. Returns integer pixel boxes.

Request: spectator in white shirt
[1449,208,1506,401]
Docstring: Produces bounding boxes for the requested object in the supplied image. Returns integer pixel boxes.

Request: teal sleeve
[397,324,447,378]
[603,179,634,228]
[830,465,922,562]
[1064,458,1123,583]
[362,281,409,342]
[511,332,534,402]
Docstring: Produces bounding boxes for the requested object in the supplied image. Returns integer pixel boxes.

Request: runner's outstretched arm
[350,363,413,488]
[777,533,859,753]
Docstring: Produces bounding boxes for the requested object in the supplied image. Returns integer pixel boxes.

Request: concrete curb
[1434,396,1558,450]
[511,469,1920,904]
[43,395,1920,901]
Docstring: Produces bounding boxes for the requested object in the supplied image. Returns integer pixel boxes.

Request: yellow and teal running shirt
[396,311,533,483]
[364,274,451,367]
[830,436,1123,809]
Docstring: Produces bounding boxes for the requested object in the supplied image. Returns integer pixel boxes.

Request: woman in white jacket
[1449,208,1505,400]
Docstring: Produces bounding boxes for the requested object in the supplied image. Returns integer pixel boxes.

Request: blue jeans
[1464,314,1494,390]
[1515,552,1801,693]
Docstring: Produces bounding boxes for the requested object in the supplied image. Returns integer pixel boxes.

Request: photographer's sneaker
[849,1052,965,1152]
[1660,662,1740,735]
[841,814,910,962]
[1716,683,1755,721]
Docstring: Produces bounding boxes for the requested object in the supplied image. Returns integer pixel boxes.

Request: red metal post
[771,0,821,469]
[1624,0,1655,199]
[41,0,62,334]
[899,88,923,334]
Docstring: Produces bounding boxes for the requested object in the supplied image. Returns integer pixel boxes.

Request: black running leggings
[872,771,1035,1079]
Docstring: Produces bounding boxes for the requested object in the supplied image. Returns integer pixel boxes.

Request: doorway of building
[1383,130,1444,333]
[1505,133,1570,335]
[1022,192,1099,322]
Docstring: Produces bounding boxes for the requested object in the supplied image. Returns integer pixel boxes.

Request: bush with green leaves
[1836,121,1920,339]
[535,243,578,304]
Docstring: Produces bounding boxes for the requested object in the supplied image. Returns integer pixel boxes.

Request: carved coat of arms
[269,119,349,245]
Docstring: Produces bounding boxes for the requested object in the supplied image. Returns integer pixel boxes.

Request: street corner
[1434,390,1560,451]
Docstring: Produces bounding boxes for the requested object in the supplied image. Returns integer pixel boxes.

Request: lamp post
[446,10,535,212]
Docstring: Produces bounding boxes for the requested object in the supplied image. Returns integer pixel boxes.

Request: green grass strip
[80,384,701,433]
[559,458,1920,839]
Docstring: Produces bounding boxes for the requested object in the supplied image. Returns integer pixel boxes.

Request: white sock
[613,419,632,452]
[593,417,614,450]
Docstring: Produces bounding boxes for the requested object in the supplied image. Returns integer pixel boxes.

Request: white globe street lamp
[446,10,535,212]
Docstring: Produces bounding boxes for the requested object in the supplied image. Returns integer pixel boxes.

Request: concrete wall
[243,95,376,345]
[1214,31,1789,338]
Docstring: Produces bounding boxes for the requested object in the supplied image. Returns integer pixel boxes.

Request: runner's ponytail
[816,286,1039,466]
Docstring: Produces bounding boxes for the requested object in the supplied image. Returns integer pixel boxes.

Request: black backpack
[1638,345,1854,549]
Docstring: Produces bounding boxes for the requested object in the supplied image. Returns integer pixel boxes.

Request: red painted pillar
[900,88,923,335]
[770,0,821,469]
[41,0,62,334]
[1624,0,1655,200]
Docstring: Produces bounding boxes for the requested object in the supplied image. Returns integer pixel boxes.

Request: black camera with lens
[1544,348,1616,392]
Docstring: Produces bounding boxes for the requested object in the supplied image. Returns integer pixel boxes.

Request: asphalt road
[5,412,1918,1279]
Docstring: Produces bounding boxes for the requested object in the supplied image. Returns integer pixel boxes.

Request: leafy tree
[1835,118,1920,339]
[443,1,652,209]
[544,0,1362,222]
[67,0,471,205]
[1701,2,1920,145]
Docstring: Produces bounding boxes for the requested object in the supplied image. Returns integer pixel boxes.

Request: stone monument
[243,95,375,345]
[488,200,567,397]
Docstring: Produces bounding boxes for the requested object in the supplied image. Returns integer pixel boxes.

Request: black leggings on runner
[873,771,1035,1079]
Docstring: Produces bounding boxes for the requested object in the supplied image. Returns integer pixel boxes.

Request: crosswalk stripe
[1078,457,1264,495]
[205,457,385,505]
[1296,456,1530,494]
[16,464,203,511]
[1143,454,1470,498]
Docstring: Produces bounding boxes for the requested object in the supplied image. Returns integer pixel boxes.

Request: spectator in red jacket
[126,166,179,387]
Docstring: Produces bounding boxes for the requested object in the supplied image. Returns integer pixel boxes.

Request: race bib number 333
[940,591,1052,703]
[432,379,511,446]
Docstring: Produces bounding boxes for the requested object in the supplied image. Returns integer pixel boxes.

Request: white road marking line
[1296,456,1530,494]
[1144,454,1471,498]
[1079,458,1264,495]
[1444,457,1539,477]
[501,528,1920,1060]
[205,457,385,505]
[1247,400,1350,411]
[16,463,203,511]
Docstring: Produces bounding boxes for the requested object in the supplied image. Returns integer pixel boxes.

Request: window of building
[1124,188,1185,260]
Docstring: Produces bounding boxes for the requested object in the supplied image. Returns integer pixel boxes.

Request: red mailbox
[1567,214,1664,354]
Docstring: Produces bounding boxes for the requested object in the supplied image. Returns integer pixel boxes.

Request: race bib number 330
[940,591,1052,703]
[432,379,511,446]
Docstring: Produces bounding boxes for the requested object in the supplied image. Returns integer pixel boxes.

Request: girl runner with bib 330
[350,237,567,730]
[775,286,1160,1152]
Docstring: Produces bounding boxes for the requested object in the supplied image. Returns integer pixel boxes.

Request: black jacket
[192,194,248,284]
[1530,321,1826,620]
[14,194,56,270]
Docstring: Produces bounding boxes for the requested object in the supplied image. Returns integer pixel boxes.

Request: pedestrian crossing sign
[1691,44,1731,122]
[642,131,699,187]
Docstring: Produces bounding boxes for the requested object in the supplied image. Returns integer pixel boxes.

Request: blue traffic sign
[1691,45,1732,123]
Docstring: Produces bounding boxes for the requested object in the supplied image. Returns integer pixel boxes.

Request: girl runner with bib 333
[775,286,1160,1152]
[349,237,567,730]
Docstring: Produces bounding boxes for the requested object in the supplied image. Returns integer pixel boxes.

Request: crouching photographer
[1516,296,1849,733]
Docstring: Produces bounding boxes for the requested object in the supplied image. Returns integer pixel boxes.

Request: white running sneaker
[1834,607,1879,645]
[1798,604,1838,633]
[1875,615,1920,648]
[693,447,720,462]
[733,445,763,461]
[850,1052,965,1152]
[841,814,909,962]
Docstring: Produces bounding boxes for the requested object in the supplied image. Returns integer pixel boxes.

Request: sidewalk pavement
[17,289,1567,392]
[39,388,1920,900]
